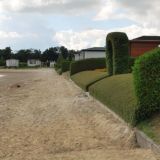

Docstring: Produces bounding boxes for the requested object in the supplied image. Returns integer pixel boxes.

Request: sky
[0,0,160,51]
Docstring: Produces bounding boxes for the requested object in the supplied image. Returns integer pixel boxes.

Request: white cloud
[54,25,160,50]
[0,31,22,39]
[94,0,122,21]
[54,29,106,50]
[95,0,160,28]
[0,31,38,39]
[0,15,12,24]
[0,0,102,14]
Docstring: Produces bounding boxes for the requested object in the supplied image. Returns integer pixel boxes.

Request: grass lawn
[138,113,160,144]
[71,70,108,91]
[89,74,138,124]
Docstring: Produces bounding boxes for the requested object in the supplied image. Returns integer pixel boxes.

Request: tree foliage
[0,46,78,66]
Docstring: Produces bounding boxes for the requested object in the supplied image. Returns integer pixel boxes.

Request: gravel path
[0,69,157,160]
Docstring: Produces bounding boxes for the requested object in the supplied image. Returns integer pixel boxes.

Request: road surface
[0,69,157,160]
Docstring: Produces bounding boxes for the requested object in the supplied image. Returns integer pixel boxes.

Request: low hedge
[133,48,160,122]
[19,62,27,68]
[61,61,71,73]
[106,32,129,75]
[89,74,137,125]
[70,58,106,76]
[0,59,5,66]
[71,70,108,91]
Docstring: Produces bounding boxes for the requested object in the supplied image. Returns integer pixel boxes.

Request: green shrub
[57,68,62,75]
[128,57,136,73]
[133,48,160,122]
[19,62,27,68]
[89,74,137,125]
[0,59,5,66]
[71,71,108,91]
[55,53,65,69]
[70,58,106,76]
[106,32,129,75]
[61,61,71,73]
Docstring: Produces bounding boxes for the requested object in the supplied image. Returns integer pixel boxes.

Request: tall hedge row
[106,32,129,75]
[133,48,160,123]
[70,58,106,76]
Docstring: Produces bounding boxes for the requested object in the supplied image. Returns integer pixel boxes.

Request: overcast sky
[0,0,160,51]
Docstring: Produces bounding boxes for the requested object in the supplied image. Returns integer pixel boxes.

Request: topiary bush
[106,32,129,75]
[70,58,106,76]
[133,48,160,123]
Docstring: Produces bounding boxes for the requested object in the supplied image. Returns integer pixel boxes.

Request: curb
[65,74,160,154]
[135,129,160,154]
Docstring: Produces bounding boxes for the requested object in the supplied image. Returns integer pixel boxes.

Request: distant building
[74,53,84,61]
[50,61,55,68]
[6,59,19,67]
[130,36,160,57]
[75,47,105,61]
[27,59,41,67]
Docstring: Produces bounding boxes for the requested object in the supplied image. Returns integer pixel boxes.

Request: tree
[68,50,76,61]
[2,47,12,60]
[59,46,69,59]
[41,47,58,62]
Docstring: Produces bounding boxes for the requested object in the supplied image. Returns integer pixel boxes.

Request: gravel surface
[0,69,157,160]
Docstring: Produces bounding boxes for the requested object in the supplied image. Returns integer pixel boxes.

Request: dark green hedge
[128,57,136,73]
[61,61,71,73]
[133,48,160,123]
[106,32,129,75]
[0,59,5,66]
[70,58,106,76]
[19,62,27,68]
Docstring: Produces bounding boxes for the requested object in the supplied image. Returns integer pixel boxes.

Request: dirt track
[0,69,158,159]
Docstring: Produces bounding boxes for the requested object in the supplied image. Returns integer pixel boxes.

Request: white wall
[27,59,41,67]
[74,53,84,61]
[6,59,19,67]
[84,51,105,59]
[50,61,55,68]
[74,54,80,61]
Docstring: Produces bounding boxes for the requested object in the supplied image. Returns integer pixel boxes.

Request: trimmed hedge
[89,74,137,125]
[71,70,108,91]
[106,32,129,75]
[128,57,136,73]
[0,59,5,66]
[19,62,27,68]
[70,58,106,76]
[55,53,64,69]
[133,48,160,122]
[61,61,71,73]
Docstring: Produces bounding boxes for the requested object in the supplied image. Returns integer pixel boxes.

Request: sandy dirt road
[0,69,158,160]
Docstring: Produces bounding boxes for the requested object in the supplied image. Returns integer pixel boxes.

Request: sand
[0,69,158,160]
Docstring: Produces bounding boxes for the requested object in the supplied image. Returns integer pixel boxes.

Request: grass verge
[71,70,108,91]
[89,74,138,124]
[137,113,160,144]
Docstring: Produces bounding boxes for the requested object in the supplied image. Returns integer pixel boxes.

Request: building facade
[75,47,105,61]
[27,59,41,67]
[130,36,160,57]
[6,59,19,67]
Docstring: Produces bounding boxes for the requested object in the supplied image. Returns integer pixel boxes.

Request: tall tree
[2,47,12,60]
[41,47,58,62]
